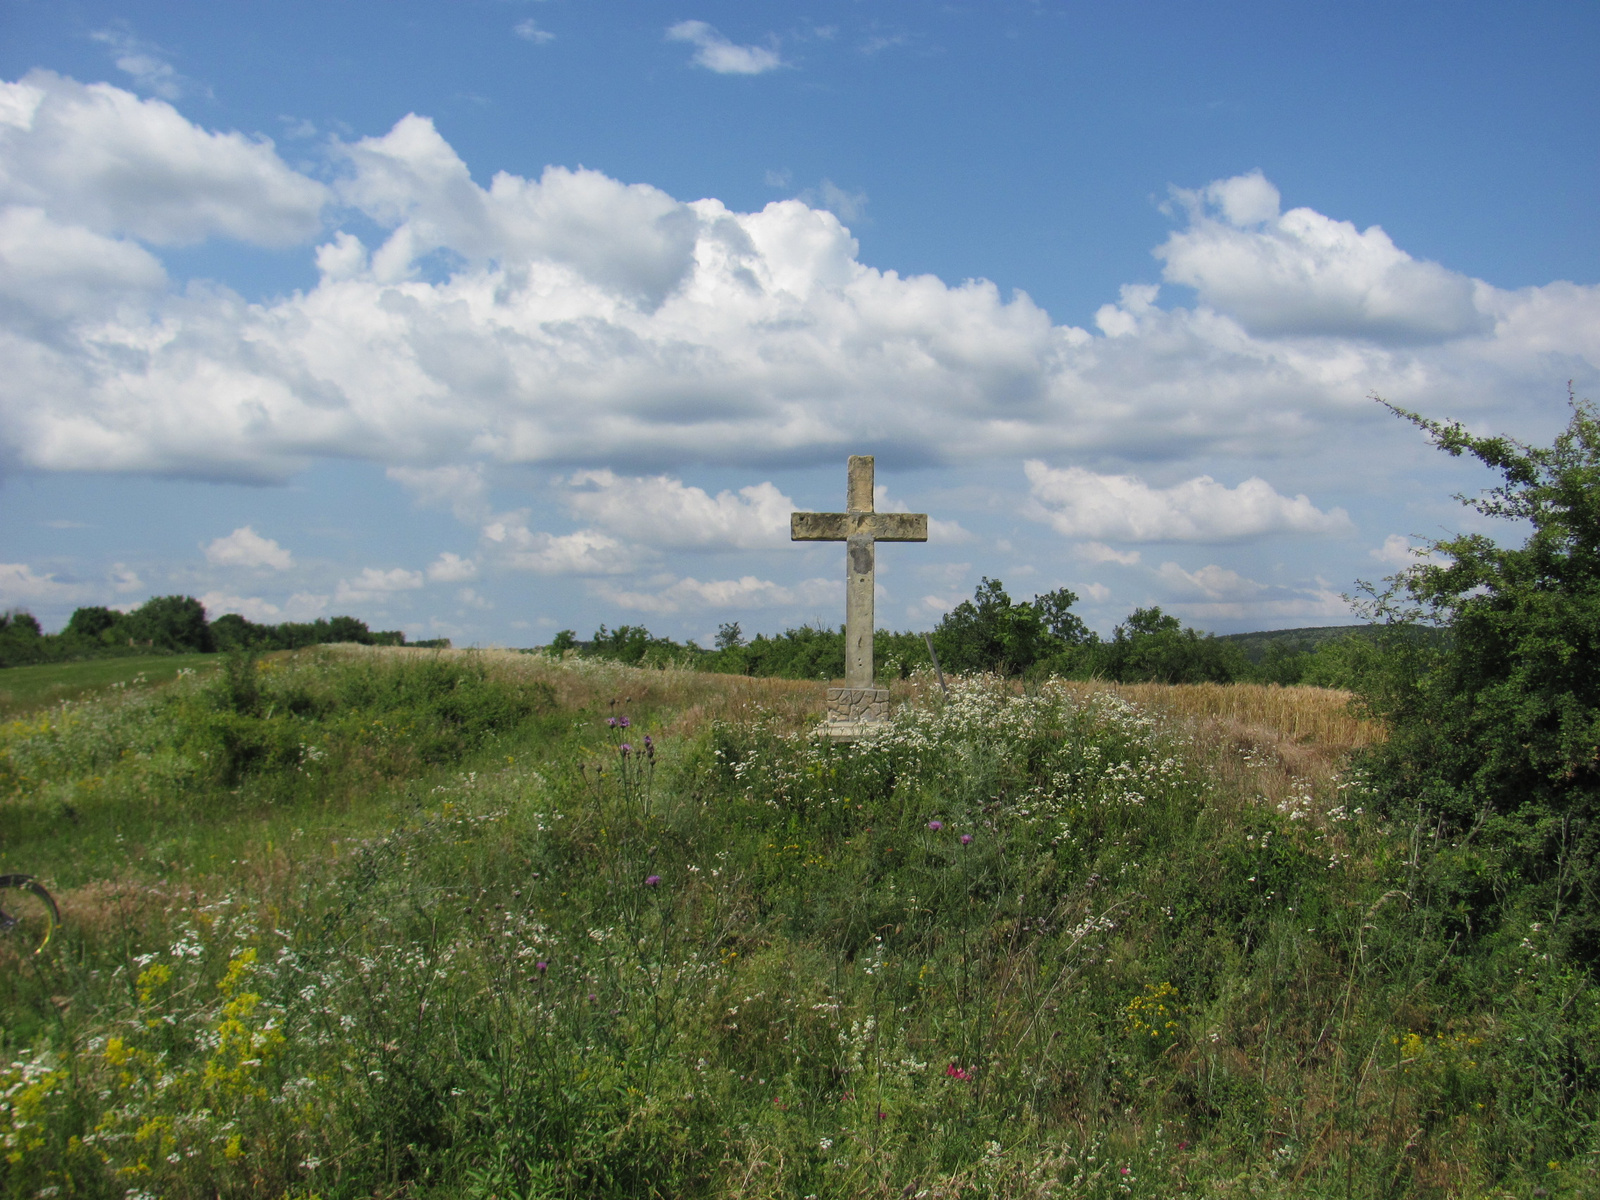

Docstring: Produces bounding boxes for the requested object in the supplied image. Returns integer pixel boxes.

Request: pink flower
[960,834,973,845]
[945,1063,972,1081]
[645,875,661,887]
[927,820,943,831]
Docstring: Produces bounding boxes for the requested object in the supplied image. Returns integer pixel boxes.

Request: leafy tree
[0,610,47,667]
[120,595,214,653]
[1364,394,1600,963]
[933,579,1090,676]
[1095,606,1246,684]
[1035,586,1093,645]
[715,621,746,651]
[548,630,578,655]
[737,625,844,680]
[64,606,122,643]
[210,612,273,652]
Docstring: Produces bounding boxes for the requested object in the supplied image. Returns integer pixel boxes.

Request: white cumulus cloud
[1024,461,1352,543]
[481,517,634,575]
[426,551,477,582]
[563,470,795,549]
[1,81,1598,493]
[1156,561,1267,600]
[0,71,327,246]
[600,574,836,614]
[1370,533,1420,566]
[203,526,293,570]
[1157,170,1489,344]
[335,567,424,605]
[667,21,784,75]
[0,562,89,606]
[0,205,167,331]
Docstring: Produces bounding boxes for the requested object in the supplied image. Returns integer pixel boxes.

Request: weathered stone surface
[827,686,889,724]
[790,456,929,694]
[790,511,929,541]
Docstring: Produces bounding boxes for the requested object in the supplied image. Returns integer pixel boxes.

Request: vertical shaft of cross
[790,456,927,735]
[845,455,875,688]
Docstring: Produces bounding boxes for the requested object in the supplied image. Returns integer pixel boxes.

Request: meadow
[0,655,217,722]
[1,647,1595,1198]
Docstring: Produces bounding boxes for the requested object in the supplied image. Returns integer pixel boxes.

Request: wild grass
[1,651,1594,1198]
[0,654,217,721]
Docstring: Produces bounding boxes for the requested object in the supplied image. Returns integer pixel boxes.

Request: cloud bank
[563,471,796,550]
[2,73,1597,493]
[1024,461,1352,542]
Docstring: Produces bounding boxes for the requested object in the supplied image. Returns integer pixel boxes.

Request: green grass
[0,653,217,719]
[1,650,1595,1199]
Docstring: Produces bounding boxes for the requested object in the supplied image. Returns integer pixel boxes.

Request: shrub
[1364,393,1600,965]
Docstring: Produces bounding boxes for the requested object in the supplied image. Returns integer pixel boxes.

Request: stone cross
[791,455,928,737]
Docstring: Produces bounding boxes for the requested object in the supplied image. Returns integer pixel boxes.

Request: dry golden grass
[1072,680,1383,822]
[1099,681,1381,751]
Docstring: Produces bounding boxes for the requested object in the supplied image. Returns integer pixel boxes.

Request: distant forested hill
[1216,624,1382,662]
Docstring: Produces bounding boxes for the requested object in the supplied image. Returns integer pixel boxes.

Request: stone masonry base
[825,687,889,741]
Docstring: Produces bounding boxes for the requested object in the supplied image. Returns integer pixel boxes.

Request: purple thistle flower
[620,743,632,756]
[606,717,619,728]
[645,874,661,887]
[927,820,943,831]
[619,716,631,728]
[960,834,973,845]
[535,961,548,973]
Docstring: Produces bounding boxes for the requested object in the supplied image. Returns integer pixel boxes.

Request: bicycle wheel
[0,875,61,956]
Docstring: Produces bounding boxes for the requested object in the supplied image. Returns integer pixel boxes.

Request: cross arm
[790,512,929,542]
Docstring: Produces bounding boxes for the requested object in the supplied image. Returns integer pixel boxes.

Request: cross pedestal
[791,456,928,740]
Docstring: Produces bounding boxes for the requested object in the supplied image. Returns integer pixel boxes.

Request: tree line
[0,594,447,668]
[547,581,1386,689]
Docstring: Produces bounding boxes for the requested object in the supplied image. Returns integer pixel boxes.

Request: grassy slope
[0,653,217,720]
[1,651,1594,1199]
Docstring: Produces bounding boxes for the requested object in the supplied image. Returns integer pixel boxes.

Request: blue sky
[2,0,1598,646]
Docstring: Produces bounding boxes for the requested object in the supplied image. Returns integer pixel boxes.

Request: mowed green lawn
[0,653,217,720]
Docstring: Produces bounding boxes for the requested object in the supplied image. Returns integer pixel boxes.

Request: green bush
[1362,394,1600,965]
